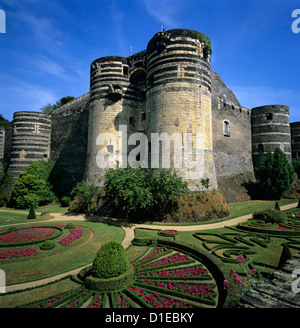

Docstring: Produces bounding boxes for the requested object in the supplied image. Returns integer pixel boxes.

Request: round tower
[145,29,218,190]
[84,56,131,185]
[251,105,291,168]
[290,122,300,159]
[9,111,51,181]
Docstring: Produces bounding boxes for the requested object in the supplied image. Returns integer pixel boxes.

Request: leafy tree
[40,96,75,115]
[254,148,295,200]
[68,180,100,214]
[0,114,12,128]
[102,166,189,219]
[9,160,56,209]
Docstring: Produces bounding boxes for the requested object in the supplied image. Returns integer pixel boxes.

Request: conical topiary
[275,201,281,211]
[91,241,129,279]
[27,205,36,220]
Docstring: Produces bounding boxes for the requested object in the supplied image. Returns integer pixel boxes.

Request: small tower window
[123,66,129,76]
[266,113,273,120]
[223,120,230,137]
[129,117,135,130]
[258,144,264,154]
[141,113,146,122]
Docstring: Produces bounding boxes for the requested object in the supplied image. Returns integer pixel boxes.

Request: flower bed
[135,252,194,271]
[0,228,54,244]
[58,229,83,246]
[136,265,210,280]
[0,247,37,259]
[111,291,131,308]
[127,286,194,308]
[134,246,172,266]
[89,292,105,308]
[64,289,92,308]
[159,230,179,237]
[136,279,216,305]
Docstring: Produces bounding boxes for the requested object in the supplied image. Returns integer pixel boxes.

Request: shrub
[91,241,129,279]
[68,181,100,215]
[102,166,189,220]
[60,196,71,207]
[27,205,36,220]
[40,240,55,251]
[166,189,230,223]
[9,160,56,209]
[252,208,287,224]
[65,223,76,230]
[254,148,295,200]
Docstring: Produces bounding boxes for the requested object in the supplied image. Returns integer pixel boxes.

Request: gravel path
[2,201,298,293]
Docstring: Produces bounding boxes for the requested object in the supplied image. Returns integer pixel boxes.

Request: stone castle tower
[1,29,297,202]
[85,29,218,190]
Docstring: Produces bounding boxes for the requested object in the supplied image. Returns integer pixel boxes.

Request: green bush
[102,166,189,220]
[9,160,56,209]
[60,196,71,207]
[68,181,100,215]
[40,240,55,251]
[65,223,76,229]
[254,148,295,200]
[91,241,129,279]
[252,208,287,224]
[27,205,36,220]
[166,189,230,223]
[292,159,300,178]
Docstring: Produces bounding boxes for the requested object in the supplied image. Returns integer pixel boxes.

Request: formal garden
[0,148,300,308]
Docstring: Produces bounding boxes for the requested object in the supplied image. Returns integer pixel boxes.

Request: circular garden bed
[21,244,221,309]
[0,224,90,262]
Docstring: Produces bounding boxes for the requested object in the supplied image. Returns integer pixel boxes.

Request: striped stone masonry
[8,111,51,181]
[251,105,292,168]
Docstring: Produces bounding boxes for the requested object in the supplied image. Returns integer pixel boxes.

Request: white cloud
[0,76,58,120]
[108,1,128,55]
[142,0,184,29]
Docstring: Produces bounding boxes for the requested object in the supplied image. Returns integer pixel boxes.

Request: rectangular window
[266,113,273,120]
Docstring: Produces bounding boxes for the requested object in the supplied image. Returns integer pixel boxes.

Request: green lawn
[1,220,125,285]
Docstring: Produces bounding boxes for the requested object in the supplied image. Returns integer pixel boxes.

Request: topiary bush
[27,205,36,220]
[252,208,287,224]
[92,241,129,279]
[40,240,55,251]
[65,223,76,230]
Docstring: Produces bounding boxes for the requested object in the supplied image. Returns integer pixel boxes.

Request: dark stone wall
[290,122,300,159]
[50,93,90,195]
[211,72,254,202]
[211,72,253,176]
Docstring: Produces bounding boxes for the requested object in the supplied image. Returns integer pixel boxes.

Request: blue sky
[0,0,299,122]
